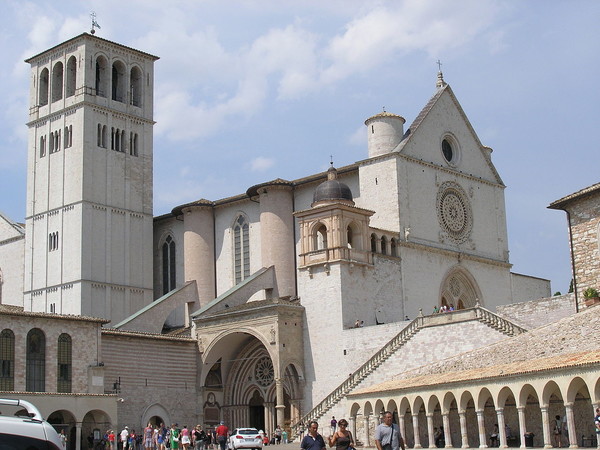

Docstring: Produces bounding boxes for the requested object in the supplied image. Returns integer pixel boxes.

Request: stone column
[275,378,285,428]
[426,414,435,448]
[399,415,406,446]
[496,408,507,448]
[458,411,468,449]
[517,407,526,449]
[363,415,371,447]
[476,410,487,448]
[564,403,576,448]
[349,416,356,444]
[182,204,215,308]
[413,414,422,449]
[592,403,600,450]
[442,413,452,448]
[264,402,274,436]
[540,406,551,449]
[258,184,296,298]
[75,422,82,450]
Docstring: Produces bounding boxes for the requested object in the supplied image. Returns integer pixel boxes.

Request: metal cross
[436,59,443,71]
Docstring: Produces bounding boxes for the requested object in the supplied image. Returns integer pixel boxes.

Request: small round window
[442,139,453,162]
[441,136,460,166]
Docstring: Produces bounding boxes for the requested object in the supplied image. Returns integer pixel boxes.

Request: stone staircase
[291,306,526,438]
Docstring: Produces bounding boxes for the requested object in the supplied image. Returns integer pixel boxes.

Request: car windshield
[237,429,258,435]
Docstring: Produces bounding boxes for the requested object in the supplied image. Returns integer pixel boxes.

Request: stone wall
[101,330,199,431]
[566,193,600,299]
[496,294,575,329]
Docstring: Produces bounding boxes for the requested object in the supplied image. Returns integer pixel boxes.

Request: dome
[312,165,354,205]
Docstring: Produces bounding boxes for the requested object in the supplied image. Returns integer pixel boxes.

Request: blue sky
[1,0,598,295]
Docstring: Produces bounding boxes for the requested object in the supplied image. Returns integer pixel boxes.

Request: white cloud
[249,156,275,172]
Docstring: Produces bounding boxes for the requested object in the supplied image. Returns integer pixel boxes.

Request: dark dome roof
[312,166,353,204]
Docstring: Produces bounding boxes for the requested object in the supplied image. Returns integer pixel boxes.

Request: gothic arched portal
[439,267,481,310]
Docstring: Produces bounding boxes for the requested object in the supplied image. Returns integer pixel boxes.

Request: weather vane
[90,12,101,34]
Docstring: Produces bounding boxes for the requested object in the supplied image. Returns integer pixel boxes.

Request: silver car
[0,398,63,449]
[229,427,263,450]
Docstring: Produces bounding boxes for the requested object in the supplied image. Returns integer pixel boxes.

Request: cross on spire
[90,12,101,34]
[436,59,443,72]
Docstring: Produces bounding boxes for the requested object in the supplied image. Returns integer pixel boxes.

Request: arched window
[26,328,45,392]
[381,236,387,255]
[130,66,142,106]
[66,56,77,97]
[64,125,73,148]
[112,61,126,102]
[57,333,72,393]
[370,234,377,253]
[101,125,107,148]
[316,224,328,250]
[95,55,108,97]
[347,222,362,251]
[130,132,139,156]
[390,238,397,257]
[162,235,176,295]
[39,68,49,106]
[39,135,46,157]
[234,216,250,284]
[0,329,15,391]
[51,61,63,102]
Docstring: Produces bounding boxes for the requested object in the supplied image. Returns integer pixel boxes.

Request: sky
[0,0,598,296]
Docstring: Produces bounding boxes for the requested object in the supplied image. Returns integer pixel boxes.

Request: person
[275,425,282,444]
[594,408,600,440]
[282,429,288,444]
[301,421,326,450]
[108,430,116,450]
[375,411,405,450]
[354,320,360,328]
[327,418,354,450]
[157,423,167,450]
[181,425,191,450]
[59,429,68,449]
[433,305,439,314]
[144,423,154,450]
[505,424,512,439]
[434,426,445,448]
[194,425,207,450]
[330,417,337,435]
[216,421,229,450]
[129,429,137,450]
[121,426,130,450]
[171,424,181,450]
[561,414,568,446]
[553,415,561,448]
[490,424,499,447]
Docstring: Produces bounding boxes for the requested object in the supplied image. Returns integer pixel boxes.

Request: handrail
[291,306,526,438]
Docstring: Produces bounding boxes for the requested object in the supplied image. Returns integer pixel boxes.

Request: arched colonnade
[347,366,600,448]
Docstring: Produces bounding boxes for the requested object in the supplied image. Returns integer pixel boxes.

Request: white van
[0,398,63,449]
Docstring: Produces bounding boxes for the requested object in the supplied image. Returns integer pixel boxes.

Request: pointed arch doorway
[249,390,265,431]
[440,268,481,310]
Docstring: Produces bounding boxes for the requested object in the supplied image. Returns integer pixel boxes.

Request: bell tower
[23,33,159,324]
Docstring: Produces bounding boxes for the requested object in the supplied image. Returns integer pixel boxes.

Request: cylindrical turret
[181,202,215,307]
[255,182,296,298]
[365,111,405,158]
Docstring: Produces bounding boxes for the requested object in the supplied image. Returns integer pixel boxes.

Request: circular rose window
[437,182,472,243]
[254,357,274,387]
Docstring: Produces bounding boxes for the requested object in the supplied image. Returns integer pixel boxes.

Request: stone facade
[549,183,600,308]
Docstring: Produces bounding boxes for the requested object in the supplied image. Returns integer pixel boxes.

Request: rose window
[254,357,274,387]
[437,182,472,243]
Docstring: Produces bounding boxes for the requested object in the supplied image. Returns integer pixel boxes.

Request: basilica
[0,32,598,450]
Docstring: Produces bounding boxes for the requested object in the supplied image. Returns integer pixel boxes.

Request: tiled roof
[352,349,600,395]
[548,182,600,210]
[0,304,109,323]
[352,305,600,396]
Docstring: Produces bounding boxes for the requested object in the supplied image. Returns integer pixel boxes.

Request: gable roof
[397,84,504,186]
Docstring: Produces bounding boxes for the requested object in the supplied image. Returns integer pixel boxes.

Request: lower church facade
[0,32,598,450]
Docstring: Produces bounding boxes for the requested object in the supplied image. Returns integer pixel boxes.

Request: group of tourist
[432,304,454,314]
[300,411,405,450]
[109,423,212,450]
